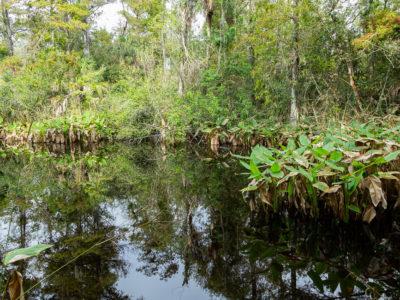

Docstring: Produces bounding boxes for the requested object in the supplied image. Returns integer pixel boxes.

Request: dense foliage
[240,119,400,222]
[0,0,398,141]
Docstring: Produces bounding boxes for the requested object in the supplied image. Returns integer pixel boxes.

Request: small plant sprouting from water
[238,121,400,222]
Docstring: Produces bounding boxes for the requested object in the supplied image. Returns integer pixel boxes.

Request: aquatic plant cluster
[239,120,400,223]
[0,113,113,146]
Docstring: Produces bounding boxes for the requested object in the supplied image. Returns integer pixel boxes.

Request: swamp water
[0,144,399,299]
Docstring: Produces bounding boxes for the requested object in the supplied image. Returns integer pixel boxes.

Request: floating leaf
[3,244,53,265]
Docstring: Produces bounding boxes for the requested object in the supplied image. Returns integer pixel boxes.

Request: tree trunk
[1,0,13,55]
[178,0,195,95]
[347,59,363,111]
[83,21,90,56]
[161,0,168,81]
[290,0,300,125]
[204,0,213,60]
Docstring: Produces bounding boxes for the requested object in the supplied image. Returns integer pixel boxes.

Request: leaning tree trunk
[290,0,300,125]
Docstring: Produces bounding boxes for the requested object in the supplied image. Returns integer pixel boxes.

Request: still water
[0,143,399,299]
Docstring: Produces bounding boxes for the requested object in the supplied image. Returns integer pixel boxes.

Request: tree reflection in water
[0,144,398,299]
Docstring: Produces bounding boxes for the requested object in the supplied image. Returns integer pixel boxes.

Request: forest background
[0,0,399,142]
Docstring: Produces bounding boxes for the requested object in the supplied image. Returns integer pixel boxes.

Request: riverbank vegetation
[239,119,400,222]
[0,0,399,143]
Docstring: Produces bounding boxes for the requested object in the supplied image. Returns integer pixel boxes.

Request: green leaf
[294,146,307,155]
[299,135,310,146]
[270,170,284,179]
[323,142,336,152]
[313,147,329,158]
[326,160,345,172]
[250,145,275,165]
[373,156,386,165]
[287,138,296,151]
[221,118,229,126]
[270,162,281,173]
[249,160,262,179]
[384,150,400,162]
[296,166,314,182]
[313,181,329,192]
[288,180,295,197]
[3,244,53,265]
[329,150,343,162]
[348,204,361,214]
[285,165,299,174]
[240,160,251,170]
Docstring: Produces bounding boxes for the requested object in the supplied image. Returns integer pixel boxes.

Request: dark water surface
[0,143,399,299]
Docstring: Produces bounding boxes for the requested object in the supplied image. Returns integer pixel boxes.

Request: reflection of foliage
[0,145,130,299]
[242,216,400,298]
[0,144,398,299]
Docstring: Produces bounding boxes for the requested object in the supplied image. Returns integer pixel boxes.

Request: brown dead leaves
[361,176,387,209]
[8,270,24,300]
[363,206,377,224]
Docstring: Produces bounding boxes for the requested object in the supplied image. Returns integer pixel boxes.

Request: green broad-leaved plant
[3,244,52,265]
